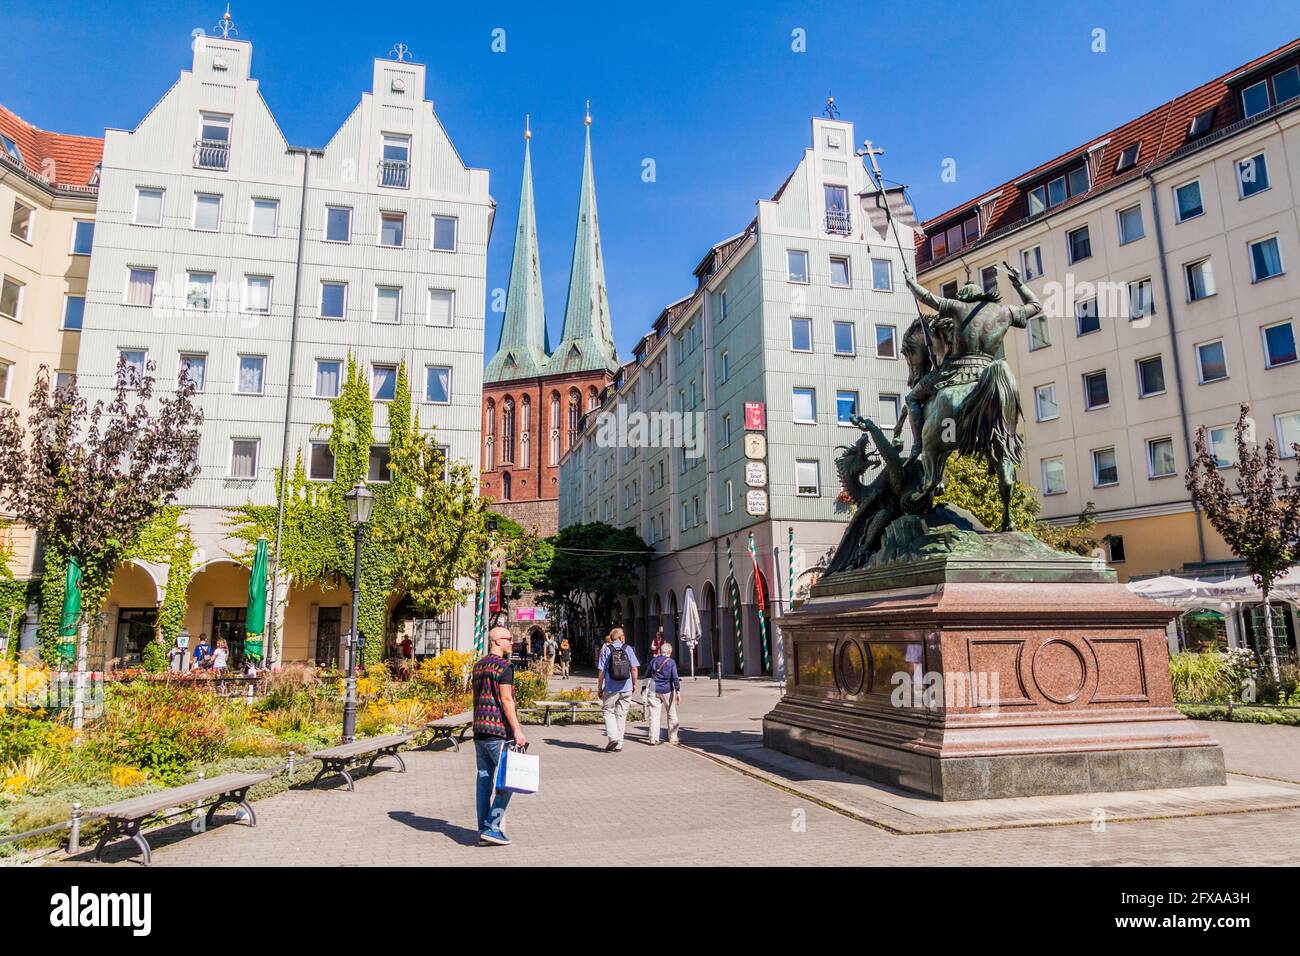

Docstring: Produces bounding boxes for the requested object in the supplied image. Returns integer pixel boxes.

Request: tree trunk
[1261,590,1282,682]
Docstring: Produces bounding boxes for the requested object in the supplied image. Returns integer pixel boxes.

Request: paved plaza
[70,675,1300,867]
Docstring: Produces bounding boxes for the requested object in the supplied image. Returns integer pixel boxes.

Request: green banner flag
[245,538,268,662]
[58,558,82,664]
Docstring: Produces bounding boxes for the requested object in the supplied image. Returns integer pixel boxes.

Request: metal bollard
[68,802,82,855]
[287,751,296,777]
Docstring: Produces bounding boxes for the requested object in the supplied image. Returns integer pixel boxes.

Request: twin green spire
[485,110,619,384]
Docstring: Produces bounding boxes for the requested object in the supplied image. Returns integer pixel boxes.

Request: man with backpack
[596,627,639,752]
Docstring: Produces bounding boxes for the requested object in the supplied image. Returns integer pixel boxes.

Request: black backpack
[606,644,632,682]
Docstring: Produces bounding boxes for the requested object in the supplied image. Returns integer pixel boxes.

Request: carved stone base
[762,576,1226,800]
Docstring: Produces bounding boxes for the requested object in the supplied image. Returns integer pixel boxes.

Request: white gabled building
[78,32,492,666]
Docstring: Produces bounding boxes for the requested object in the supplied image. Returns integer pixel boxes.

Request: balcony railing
[378,158,410,188]
[825,210,851,234]
[194,138,230,170]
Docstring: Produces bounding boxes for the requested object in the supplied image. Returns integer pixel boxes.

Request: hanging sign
[744,402,767,431]
[745,461,767,487]
[745,489,769,516]
[744,433,767,460]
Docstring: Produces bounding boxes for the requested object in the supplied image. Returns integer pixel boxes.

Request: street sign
[745,460,767,487]
[745,489,769,516]
[744,433,767,460]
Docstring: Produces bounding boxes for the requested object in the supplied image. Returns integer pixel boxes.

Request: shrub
[263,664,319,710]
[512,666,548,709]
[1,753,68,798]
[418,650,473,695]
[1169,651,1231,703]
[140,639,168,674]
[110,765,147,788]
[88,681,229,783]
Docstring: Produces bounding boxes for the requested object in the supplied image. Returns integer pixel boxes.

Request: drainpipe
[1145,169,1207,565]
[267,146,322,667]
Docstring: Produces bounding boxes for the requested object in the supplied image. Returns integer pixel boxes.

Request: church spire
[484,117,551,384]
[549,103,618,375]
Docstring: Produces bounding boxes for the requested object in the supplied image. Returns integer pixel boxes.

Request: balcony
[825,210,851,235]
[378,158,410,189]
[194,139,230,171]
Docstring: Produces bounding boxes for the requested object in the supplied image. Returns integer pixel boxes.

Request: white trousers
[602,690,633,743]
[646,691,679,743]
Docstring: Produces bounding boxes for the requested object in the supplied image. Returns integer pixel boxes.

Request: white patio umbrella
[1127,575,1208,602]
[680,586,702,680]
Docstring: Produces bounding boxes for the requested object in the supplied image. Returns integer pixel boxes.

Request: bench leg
[367,747,407,774]
[544,707,552,726]
[95,818,151,865]
[312,761,354,791]
[205,787,256,827]
[126,820,153,866]
[92,818,120,862]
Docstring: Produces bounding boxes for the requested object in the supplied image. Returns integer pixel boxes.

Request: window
[185,271,214,311]
[126,268,155,307]
[1021,245,1043,280]
[931,229,948,260]
[320,281,347,319]
[1107,536,1126,563]
[70,220,93,255]
[1128,278,1155,322]
[981,265,998,295]
[1237,153,1270,198]
[796,459,820,496]
[872,259,894,291]
[1092,447,1119,487]
[373,285,401,324]
[62,295,85,330]
[250,198,278,236]
[792,387,816,423]
[790,316,813,352]
[325,205,352,243]
[193,193,222,231]
[432,216,457,252]
[380,133,410,188]
[0,362,12,402]
[1075,298,1100,336]
[1187,107,1215,139]
[230,439,259,479]
[787,250,809,283]
[129,188,164,227]
[1248,236,1283,282]
[379,212,405,248]
[875,324,897,358]
[1195,340,1228,383]
[836,390,858,425]
[1263,321,1297,368]
[308,442,335,481]
[719,289,728,319]
[9,200,33,241]
[197,112,232,169]
[833,321,855,356]
[1117,204,1144,244]
[719,350,730,383]
[1148,437,1176,478]
[1115,143,1141,173]
[372,364,398,401]
[243,275,271,313]
[725,479,734,513]
[119,350,147,383]
[368,445,391,482]
[1,134,23,165]
[314,359,342,398]
[1137,355,1166,397]
[680,502,689,532]
[1027,163,1089,215]
[1042,457,1066,495]
[1174,180,1203,222]
[1276,412,1300,459]
[1034,383,1058,422]
[237,355,266,394]
[941,281,959,299]
[424,365,451,404]
[0,277,22,321]
[1208,426,1237,468]
[1067,225,1091,264]
[1083,370,1109,410]
[880,393,901,424]
[1028,313,1051,350]
[830,256,851,288]
[54,371,74,393]
[1242,79,1271,118]
[721,413,732,446]
[825,184,850,233]
[1185,258,1215,301]
[427,289,454,326]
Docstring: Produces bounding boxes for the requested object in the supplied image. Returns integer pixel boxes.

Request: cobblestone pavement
[71,676,1300,867]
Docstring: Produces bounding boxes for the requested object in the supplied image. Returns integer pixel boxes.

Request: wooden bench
[421,710,473,752]
[85,770,274,865]
[536,699,602,725]
[308,733,412,791]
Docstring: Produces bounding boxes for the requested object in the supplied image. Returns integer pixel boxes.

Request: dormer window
[1187,107,1216,140]
[379,133,410,188]
[1027,162,1090,217]
[1,134,23,166]
[1240,65,1300,119]
[928,214,979,260]
[1115,143,1140,173]
[195,112,231,170]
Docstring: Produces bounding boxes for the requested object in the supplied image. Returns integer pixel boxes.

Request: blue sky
[4,1,1297,359]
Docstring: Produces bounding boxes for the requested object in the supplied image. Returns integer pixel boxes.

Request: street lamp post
[500,580,514,627]
[341,480,375,742]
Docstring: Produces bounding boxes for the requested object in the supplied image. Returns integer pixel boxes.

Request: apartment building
[76,33,492,665]
[559,116,915,675]
[916,38,1300,588]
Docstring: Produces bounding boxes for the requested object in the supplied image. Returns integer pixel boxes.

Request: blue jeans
[474,736,513,833]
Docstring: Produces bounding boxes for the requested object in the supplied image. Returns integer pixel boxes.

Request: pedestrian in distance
[471,626,528,846]
[645,643,682,745]
[542,633,558,681]
[557,638,571,679]
[597,627,639,752]
[192,633,212,670]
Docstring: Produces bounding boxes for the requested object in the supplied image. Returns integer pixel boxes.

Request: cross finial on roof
[389,42,413,62]
[823,93,840,119]
[215,3,237,39]
[858,139,886,179]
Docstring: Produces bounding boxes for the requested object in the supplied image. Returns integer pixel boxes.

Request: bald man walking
[472,626,528,846]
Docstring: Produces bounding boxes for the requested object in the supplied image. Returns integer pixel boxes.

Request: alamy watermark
[592,405,707,459]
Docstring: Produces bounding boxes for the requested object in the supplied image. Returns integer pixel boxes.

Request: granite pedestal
[763,549,1226,800]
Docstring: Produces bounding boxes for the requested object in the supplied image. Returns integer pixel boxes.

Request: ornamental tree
[539,521,651,660]
[1186,402,1300,680]
[486,512,555,593]
[0,362,202,660]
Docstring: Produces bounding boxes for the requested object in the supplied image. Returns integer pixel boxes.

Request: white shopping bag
[495,744,540,794]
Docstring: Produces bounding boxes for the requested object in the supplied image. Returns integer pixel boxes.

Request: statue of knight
[899,263,1043,531]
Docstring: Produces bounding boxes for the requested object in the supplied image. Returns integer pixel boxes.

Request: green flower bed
[1178,703,1300,726]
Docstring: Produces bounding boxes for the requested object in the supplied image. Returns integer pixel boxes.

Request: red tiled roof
[917,37,1300,268]
[0,103,103,190]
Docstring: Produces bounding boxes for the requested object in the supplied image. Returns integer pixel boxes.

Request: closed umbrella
[58,558,82,664]
[681,586,701,679]
[244,538,268,663]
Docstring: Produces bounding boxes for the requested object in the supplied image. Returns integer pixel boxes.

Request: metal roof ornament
[389,42,413,62]
[214,3,237,39]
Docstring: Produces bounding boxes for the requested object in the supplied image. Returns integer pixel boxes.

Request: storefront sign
[745,489,769,516]
[745,461,767,487]
[744,433,767,460]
